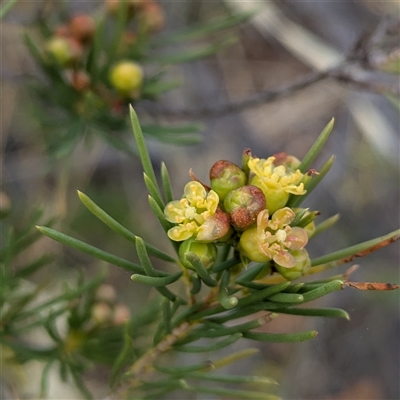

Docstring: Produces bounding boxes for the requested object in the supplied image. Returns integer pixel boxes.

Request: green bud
[210,160,246,202]
[275,249,311,280]
[272,152,301,171]
[179,238,217,270]
[109,61,144,97]
[224,185,266,230]
[45,37,83,66]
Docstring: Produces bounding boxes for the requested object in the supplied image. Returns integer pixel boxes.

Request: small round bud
[113,304,131,325]
[45,37,83,66]
[69,14,95,44]
[69,70,91,91]
[179,238,217,270]
[91,302,113,324]
[224,185,266,230]
[210,160,246,202]
[109,61,143,97]
[140,2,165,33]
[274,249,311,280]
[95,284,117,304]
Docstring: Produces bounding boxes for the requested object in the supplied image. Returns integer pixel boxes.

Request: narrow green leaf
[0,0,19,19]
[190,273,202,295]
[110,321,134,388]
[135,237,178,301]
[183,371,278,385]
[301,280,343,303]
[155,361,214,374]
[149,37,237,65]
[298,118,335,172]
[148,195,171,233]
[77,190,175,262]
[185,316,271,340]
[153,11,255,45]
[238,282,291,308]
[174,332,243,353]
[131,271,182,287]
[310,214,340,238]
[184,252,217,287]
[297,211,319,228]
[144,173,165,209]
[107,0,129,64]
[209,256,239,273]
[267,292,304,303]
[14,273,106,322]
[15,255,54,279]
[219,270,238,309]
[162,297,172,334]
[129,105,161,199]
[235,262,270,283]
[283,283,305,293]
[288,155,335,208]
[290,208,309,227]
[70,368,93,400]
[244,330,318,343]
[274,307,350,319]
[142,80,182,97]
[40,358,56,398]
[36,226,145,274]
[160,162,174,204]
[311,229,400,267]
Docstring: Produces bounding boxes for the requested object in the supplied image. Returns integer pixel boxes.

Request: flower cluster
[43,0,164,102]
[164,150,316,279]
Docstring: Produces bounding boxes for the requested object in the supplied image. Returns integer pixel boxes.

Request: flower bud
[113,304,131,325]
[239,227,270,263]
[274,249,311,280]
[105,0,144,16]
[91,302,113,325]
[179,238,217,270]
[45,37,83,66]
[210,160,246,202]
[224,185,266,230]
[109,61,143,97]
[140,2,165,33]
[272,152,301,171]
[69,70,91,91]
[69,15,95,44]
[54,24,71,38]
[95,284,116,304]
[196,208,231,242]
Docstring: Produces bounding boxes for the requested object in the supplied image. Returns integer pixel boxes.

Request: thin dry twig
[343,282,400,291]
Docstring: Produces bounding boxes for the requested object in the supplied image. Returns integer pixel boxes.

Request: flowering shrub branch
[32,106,400,399]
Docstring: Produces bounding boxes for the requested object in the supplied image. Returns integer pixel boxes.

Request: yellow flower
[164,181,220,242]
[239,207,308,267]
[256,208,308,268]
[248,157,306,213]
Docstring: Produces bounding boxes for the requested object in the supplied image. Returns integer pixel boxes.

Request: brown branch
[343,282,400,291]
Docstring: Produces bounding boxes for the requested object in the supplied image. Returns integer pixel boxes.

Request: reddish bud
[224,185,266,230]
[210,160,246,202]
[69,14,95,44]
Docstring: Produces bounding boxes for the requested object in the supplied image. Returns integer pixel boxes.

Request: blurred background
[1,0,399,399]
